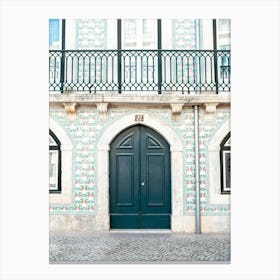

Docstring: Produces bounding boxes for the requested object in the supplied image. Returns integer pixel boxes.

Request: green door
[109,125,171,229]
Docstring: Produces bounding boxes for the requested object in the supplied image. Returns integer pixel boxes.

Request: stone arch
[96,113,184,231]
[208,119,231,151]
[49,117,73,204]
[207,119,231,204]
[49,117,73,151]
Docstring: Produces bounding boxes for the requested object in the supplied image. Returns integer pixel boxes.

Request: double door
[109,125,171,229]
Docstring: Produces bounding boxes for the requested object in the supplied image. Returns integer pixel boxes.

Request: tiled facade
[76,19,107,49]
[49,18,231,232]
[49,107,230,216]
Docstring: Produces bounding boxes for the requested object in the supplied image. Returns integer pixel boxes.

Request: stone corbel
[63,102,77,120]
[170,103,184,122]
[204,103,219,120]
[96,103,109,121]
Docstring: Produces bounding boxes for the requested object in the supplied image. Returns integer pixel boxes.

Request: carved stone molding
[96,102,109,121]
[50,93,230,106]
[170,103,184,121]
[63,102,77,120]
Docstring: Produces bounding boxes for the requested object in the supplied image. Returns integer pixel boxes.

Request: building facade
[49,19,231,233]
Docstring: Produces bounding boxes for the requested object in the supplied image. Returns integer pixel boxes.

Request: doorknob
[141,182,145,186]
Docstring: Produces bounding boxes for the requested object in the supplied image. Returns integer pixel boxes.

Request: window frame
[121,19,158,49]
[49,19,63,49]
[49,129,62,193]
[220,132,231,194]
[215,19,231,50]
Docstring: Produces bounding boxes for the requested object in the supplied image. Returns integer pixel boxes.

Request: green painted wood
[109,125,171,229]
[110,126,140,229]
[140,126,171,229]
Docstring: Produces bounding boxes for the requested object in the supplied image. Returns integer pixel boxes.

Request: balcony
[49,49,230,94]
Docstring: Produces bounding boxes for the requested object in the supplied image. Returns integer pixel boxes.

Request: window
[217,19,231,50]
[49,130,61,193]
[122,19,157,49]
[120,19,159,88]
[220,132,231,194]
[49,19,61,49]
[142,19,156,48]
[123,19,137,48]
[215,19,231,79]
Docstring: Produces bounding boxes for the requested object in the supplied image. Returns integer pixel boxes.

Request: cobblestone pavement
[49,231,230,263]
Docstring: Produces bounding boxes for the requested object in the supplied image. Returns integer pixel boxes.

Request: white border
[0,0,279,280]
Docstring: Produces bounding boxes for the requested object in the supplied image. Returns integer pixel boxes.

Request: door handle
[141,182,145,187]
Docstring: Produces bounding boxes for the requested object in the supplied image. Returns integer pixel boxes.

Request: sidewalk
[49,231,230,264]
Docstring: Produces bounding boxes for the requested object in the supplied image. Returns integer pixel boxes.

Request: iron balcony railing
[49,49,230,94]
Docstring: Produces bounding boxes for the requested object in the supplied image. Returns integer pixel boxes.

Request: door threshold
[109,229,171,233]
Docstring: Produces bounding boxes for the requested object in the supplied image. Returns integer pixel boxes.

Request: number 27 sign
[135,115,144,122]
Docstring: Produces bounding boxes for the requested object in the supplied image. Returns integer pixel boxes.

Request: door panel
[140,126,171,228]
[146,134,163,149]
[110,127,140,229]
[110,125,171,229]
[116,154,134,206]
[146,154,165,206]
[140,214,171,229]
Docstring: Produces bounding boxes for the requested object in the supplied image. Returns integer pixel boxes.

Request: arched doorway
[109,125,171,229]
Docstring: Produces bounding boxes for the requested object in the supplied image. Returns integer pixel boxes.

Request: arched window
[220,132,231,194]
[49,130,61,193]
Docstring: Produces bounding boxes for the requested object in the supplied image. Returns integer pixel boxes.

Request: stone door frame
[96,113,184,232]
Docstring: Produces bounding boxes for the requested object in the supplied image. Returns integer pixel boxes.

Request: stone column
[170,149,185,232]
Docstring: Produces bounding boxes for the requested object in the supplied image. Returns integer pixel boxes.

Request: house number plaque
[135,115,144,122]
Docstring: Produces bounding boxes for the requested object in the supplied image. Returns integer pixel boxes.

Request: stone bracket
[96,102,109,121]
[170,103,184,121]
[63,102,77,120]
[204,103,219,120]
